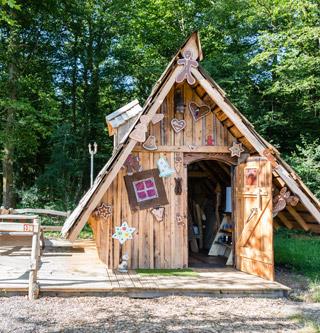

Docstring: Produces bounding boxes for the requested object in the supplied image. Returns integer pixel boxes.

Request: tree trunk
[2,61,16,208]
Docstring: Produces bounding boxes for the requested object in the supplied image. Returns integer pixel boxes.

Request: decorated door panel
[235,156,274,280]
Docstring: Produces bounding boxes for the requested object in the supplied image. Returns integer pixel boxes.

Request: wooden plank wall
[91,82,237,269]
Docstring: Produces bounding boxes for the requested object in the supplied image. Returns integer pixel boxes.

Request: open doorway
[187,160,233,268]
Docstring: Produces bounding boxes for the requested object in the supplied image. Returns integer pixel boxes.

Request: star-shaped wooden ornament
[229,142,244,157]
[93,203,112,220]
[112,221,136,245]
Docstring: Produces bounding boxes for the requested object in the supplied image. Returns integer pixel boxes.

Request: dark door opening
[187,160,233,268]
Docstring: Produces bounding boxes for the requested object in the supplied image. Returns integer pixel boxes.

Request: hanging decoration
[189,101,211,121]
[176,214,185,226]
[93,202,112,220]
[273,187,299,217]
[143,135,157,151]
[175,50,199,85]
[174,153,183,174]
[188,144,197,150]
[174,178,183,195]
[151,113,164,125]
[157,157,175,177]
[244,168,258,186]
[150,207,165,222]
[206,135,214,146]
[112,221,136,245]
[124,169,168,211]
[171,118,186,133]
[124,154,142,175]
[129,115,150,142]
[229,142,244,158]
[118,253,129,273]
[174,88,185,113]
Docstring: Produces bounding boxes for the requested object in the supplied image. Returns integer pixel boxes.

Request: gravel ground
[0,296,320,333]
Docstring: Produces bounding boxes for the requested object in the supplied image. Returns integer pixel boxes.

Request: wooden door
[234,156,274,280]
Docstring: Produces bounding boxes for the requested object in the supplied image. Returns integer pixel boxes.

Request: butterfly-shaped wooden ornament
[272,187,299,217]
[189,101,211,121]
[150,207,165,222]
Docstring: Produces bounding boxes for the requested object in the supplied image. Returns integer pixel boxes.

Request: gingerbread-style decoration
[129,115,150,142]
[273,187,299,217]
[171,118,186,133]
[124,154,142,175]
[143,135,157,151]
[151,113,164,124]
[93,202,112,220]
[176,50,199,85]
[189,101,211,121]
[174,153,183,174]
[174,178,183,195]
[206,135,214,146]
[262,148,279,168]
[150,207,165,222]
[176,214,185,226]
[157,157,175,177]
[112,221,136,245]
[229,142,244,157]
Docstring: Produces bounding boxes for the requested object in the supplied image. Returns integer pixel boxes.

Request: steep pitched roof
[62,32,320,240]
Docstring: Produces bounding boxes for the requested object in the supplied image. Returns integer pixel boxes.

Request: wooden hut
[62,32,320,281]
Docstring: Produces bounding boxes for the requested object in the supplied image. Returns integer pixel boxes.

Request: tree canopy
[0,0,319,209]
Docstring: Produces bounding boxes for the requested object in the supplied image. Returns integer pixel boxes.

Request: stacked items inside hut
[187,160,233,267]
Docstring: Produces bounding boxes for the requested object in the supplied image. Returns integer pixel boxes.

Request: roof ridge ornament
[176,50,199,85]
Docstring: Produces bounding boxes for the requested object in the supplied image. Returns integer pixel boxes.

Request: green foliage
[286,138,320,199]
[0,0,319,211]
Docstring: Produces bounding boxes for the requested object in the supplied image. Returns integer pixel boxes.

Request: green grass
[136,268,198,277]
[289,314,320,333]
[274,228,320,302]
[274,228,320,280]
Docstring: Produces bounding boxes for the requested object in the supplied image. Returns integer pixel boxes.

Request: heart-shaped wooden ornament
[171,118,186,133]
[189,101,211,121]
[151,113,164,124]
[143,135,157,151]
[150,207,165,222]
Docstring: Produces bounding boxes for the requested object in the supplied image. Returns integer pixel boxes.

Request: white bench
[0,215,41,300]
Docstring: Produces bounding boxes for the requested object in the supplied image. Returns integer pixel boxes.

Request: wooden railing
[0,215,41,300]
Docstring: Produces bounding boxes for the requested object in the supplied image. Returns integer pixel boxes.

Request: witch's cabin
[62,32,320,281]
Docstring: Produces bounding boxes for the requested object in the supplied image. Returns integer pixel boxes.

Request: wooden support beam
[286,206,310,231]
[277,212,294,230]
[273,219,280,230]
[133,145,231,153]
[192,68,266,153]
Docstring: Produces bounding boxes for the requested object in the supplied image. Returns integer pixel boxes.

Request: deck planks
[0,239,289,297]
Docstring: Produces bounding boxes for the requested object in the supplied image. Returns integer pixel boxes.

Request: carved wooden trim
[184,153,237,166]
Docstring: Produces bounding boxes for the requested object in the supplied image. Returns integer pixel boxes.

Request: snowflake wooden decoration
[93,203,112,220]
[229,142,244,157]
[112,221,136,245]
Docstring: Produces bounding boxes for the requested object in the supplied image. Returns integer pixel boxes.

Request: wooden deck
[0,236,290,298]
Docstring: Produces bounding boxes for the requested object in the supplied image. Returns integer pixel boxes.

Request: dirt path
[0,296,319,333]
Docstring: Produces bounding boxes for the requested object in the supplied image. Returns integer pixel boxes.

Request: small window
[124,169,168,211]
[133,177,159,202]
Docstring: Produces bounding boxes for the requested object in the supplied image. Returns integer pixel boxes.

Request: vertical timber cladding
[235,156,274,280]
[93,82,237,269]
